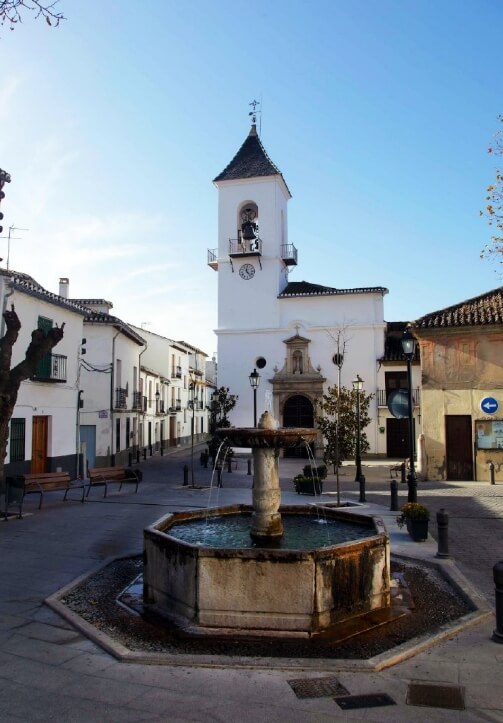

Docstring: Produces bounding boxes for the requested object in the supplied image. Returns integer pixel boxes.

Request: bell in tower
[240,206,258,242]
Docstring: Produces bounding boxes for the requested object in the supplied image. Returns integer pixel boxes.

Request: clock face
[239,263,255,280]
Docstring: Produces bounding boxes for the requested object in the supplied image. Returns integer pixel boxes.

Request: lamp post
[401,327,417,503]
[189,381,197,487]
[249,368,260,427]
[352,375,364,483]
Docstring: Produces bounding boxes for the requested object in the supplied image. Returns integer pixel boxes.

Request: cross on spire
[249,99,260,125]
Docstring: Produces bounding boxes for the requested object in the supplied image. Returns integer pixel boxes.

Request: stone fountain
[143,412,390,637]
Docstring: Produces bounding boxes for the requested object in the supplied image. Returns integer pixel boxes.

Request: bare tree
[0,304,64,494]
[481,115,503,263]
[0,0,64,29]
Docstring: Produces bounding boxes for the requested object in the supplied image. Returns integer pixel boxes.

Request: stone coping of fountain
[215,427,317,449]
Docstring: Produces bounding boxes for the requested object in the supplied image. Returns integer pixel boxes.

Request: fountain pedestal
[251,447,283,539]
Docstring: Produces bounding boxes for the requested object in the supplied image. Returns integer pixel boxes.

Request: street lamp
[189,381,197,487]
[352,375,364,484]
[249,368,260,427]
[401,326,417,503]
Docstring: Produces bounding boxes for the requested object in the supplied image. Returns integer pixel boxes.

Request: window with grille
[10,418,25,462]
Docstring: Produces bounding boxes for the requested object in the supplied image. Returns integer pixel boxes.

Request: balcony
[132,391,143,410]
[32,353,67,383]
[115,387,127,409]
[377,388,421,408]
[281,243,298,266]
[207,248,218,270]
[229,238,262,258]
[156,400,166,415]
[171,366,182,379]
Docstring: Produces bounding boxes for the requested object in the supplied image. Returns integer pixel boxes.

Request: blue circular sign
[480,397,499,415]
[387,390,410,419]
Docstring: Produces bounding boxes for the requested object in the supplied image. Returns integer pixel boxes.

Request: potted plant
[294,473,323,496]
[302,463,327,481]
[397,502,429,541]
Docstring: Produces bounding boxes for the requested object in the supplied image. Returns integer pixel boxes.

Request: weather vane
[249,99,261,125]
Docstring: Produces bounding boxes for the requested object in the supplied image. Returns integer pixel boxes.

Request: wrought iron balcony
[176,400,182,411]
[132,391,143,410]
[115,387,127,409]
[171,366,182,379]
[157,400,166,415]
[207,248,218,270]
[229,238,262,257]
[377,388,421,407]
[281,243,298,266]
[32,353,67,383]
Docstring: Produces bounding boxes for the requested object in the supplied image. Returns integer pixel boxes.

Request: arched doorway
[283,395,314,458]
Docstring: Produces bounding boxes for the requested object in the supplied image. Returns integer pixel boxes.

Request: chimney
[59,277,69,298]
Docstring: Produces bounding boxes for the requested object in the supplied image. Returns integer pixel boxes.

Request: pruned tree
[207,386,238,465]
[0,304,65,493]
[0,0,64,30]
[481,115,503,263]
[316,384,373,474]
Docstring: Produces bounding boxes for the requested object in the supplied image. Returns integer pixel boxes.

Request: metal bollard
[400,462,406,484]
[390,479,399,511]
[183,464,189,486]
[160,444,164,457]
[128,452,133,467]
[359,474,366,503]
[227,457,232,473]
[149,444,153,457]
[436,508,449,558]
[143,447,147,460]
[493,561,503,643]
[489,462,495,485]
[136,450,140,464]
[217,468,223,488]
[247,458,252,476]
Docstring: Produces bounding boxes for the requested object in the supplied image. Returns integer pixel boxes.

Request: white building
[208,121,417,457]
[1,270,87,477]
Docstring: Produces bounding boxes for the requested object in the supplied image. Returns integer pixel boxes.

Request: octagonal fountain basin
[143,505,390,638]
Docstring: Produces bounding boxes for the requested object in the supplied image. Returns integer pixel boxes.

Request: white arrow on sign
[481,399,498,413]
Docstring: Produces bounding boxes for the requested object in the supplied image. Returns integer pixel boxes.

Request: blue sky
[0,0,501,355]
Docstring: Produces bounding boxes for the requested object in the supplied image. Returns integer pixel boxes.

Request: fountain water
[143,411,390,637]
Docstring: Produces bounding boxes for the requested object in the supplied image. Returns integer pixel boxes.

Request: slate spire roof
[213,123,291,195]
[415,287,503,329]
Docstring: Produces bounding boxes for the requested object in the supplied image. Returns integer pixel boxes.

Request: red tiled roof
[278,281,388,298]
[415,287,503,329]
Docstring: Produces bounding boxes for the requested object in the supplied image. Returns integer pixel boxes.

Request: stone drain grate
[287,676,349,699]
[407,682,465,710]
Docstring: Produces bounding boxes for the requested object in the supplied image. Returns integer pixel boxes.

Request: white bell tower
[210,120,296,333]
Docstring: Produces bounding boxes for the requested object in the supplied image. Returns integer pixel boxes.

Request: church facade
[208,121,408,457]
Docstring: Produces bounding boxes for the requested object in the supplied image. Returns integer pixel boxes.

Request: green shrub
[302,463,327,480]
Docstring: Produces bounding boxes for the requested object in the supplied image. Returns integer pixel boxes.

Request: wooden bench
[87,466,142,498]
[4,472,86,519]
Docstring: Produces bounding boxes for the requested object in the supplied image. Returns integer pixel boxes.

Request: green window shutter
[10,418,25,462]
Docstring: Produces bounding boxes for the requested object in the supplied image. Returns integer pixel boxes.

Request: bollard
[400,462,406,484]
[489,462,495,485]
[217,467,223,488]
[247,458,252,476]
[128,452,133,467]
[390,479,399,511]
[143,447,147,460]
[136,450,140,464]
[183,464,189,486]
[149,444,153,457]
[436,508,449,558]
[493,561,503,643]
[160,444,164,456]
[359,474,366,503]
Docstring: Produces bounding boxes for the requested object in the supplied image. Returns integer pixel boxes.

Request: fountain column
[250,412,284,540]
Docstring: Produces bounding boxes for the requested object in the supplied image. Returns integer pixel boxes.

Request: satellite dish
[387,390,410,419]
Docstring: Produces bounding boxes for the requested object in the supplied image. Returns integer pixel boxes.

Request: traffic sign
[480,397,499,415]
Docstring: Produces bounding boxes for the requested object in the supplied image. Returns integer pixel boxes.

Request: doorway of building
[446,415,473,480]
[283,395,314,458]
[80,425,96,475]
[386,417,412,458]
[31,415,48,473]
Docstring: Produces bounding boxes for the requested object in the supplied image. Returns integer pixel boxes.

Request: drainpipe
[110,328,121,466]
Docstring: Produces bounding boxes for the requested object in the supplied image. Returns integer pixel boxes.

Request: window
[10,418,25,462]
[116,418,121,452]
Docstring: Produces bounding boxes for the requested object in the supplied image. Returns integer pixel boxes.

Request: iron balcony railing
[377,388,421,407]
[157,400,166,415]
[32,353,67,383]
[229,238,262,257]
[115,387,127,409]
[176,400,182,411]
[171,366,182,379]
[132,391,143,410]
[281,243,298,266]
[207,248,218,270]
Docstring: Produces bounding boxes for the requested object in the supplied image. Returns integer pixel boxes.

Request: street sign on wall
[480,397,499,415]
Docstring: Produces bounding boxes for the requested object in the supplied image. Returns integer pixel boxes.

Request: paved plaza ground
[1,447,502,721]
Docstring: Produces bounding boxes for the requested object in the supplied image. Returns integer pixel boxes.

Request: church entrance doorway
[283,395,314,458]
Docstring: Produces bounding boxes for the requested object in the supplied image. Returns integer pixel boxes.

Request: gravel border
[60,555,473,661]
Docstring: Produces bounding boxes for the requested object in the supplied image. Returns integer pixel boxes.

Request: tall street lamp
[249,368,260,427]
[352,375,364,483]
[401,327,418,503]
